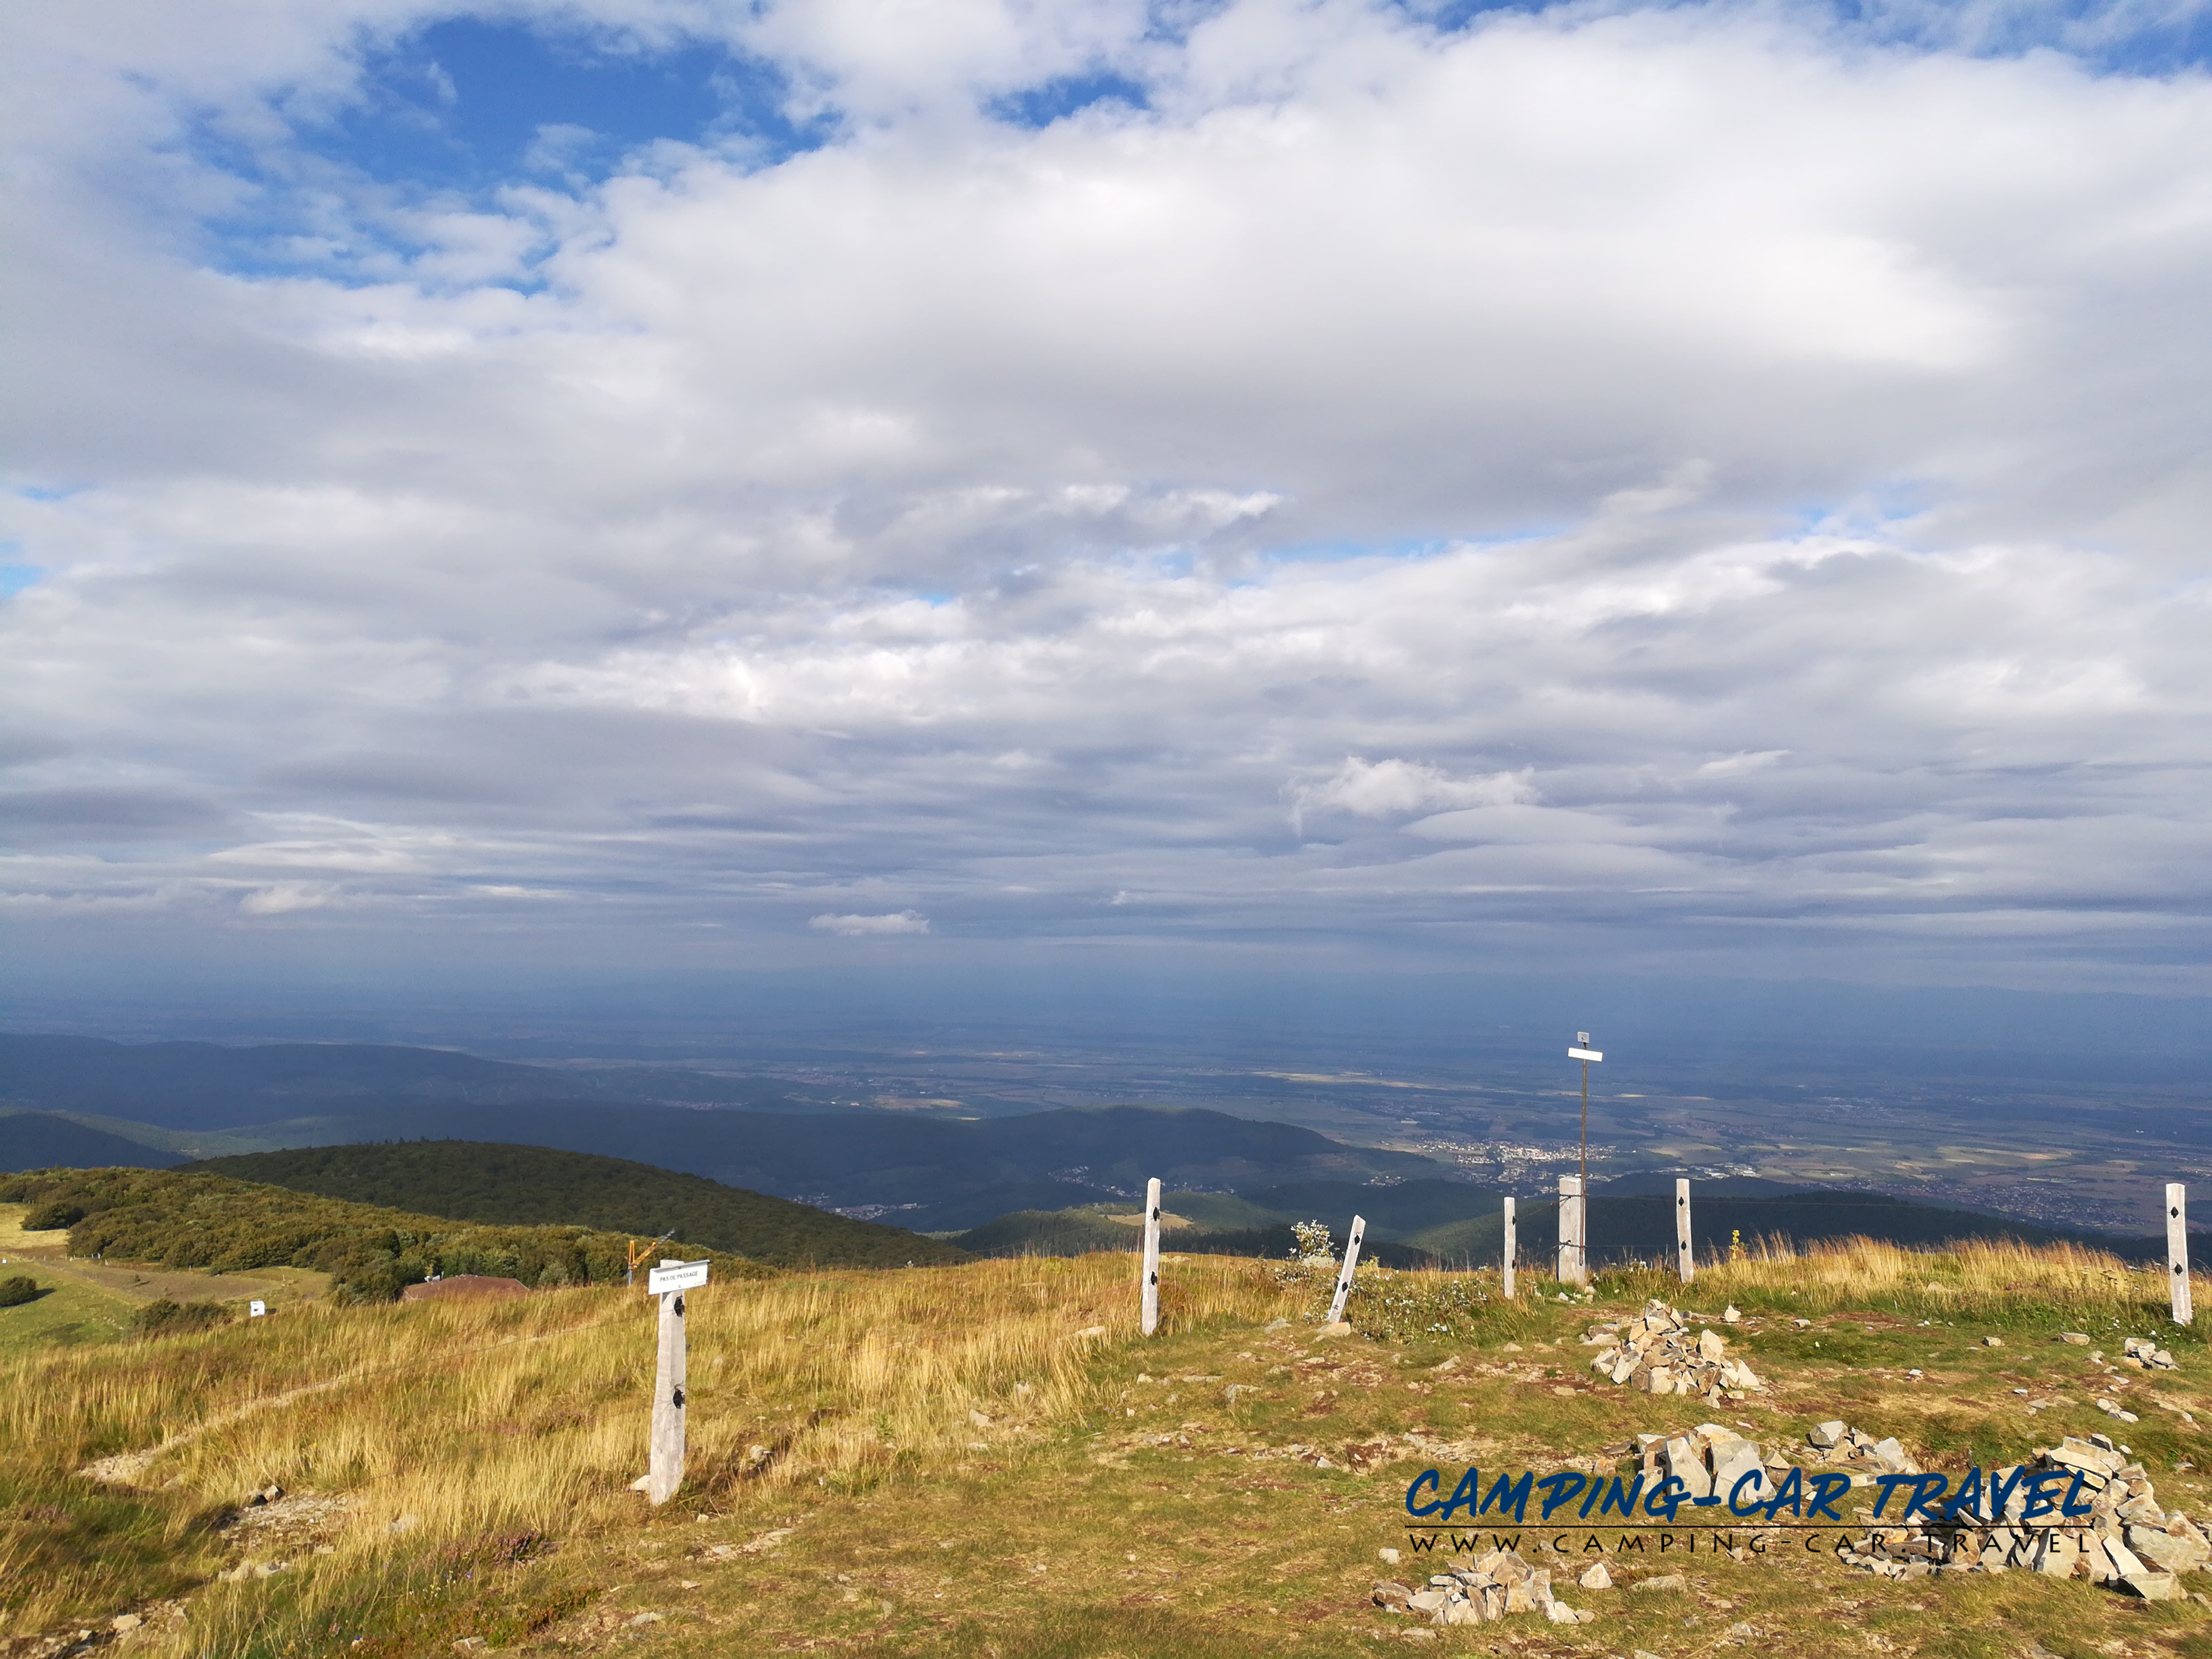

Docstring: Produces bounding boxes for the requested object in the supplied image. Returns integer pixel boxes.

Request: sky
[5,0,2212,1030]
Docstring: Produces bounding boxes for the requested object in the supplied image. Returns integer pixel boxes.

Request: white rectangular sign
[647,1260,710,1295]
[1568,1047,1603,1063]
[248,1300,266,1317]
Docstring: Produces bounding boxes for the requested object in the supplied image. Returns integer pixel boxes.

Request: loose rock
[1370,1548,1593,1626]
[1834,1432,2209,1597]
[1584,1302,1765,1399]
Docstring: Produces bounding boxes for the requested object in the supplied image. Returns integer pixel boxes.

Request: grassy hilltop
[0,1168,770,1303]
[179,1142,971,1269]
[3,1205,2208,1659]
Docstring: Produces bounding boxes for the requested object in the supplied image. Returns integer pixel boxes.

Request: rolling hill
[0,1166,771,1302]
[181,1141,970,1269]
[0,1033,838,1129]
[0,1112,185,1174]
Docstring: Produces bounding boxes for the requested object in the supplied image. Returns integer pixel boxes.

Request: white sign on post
[248,1300,267,1318]
[648,1259,710,1295]
[1567,1046,1603,1063]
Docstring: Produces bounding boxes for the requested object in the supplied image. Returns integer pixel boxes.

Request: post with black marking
[647,1257,709,1505]
[1675,1178,1695,1286]
[1502,1197,1517,1299]
[1326,1214,1366,1325]
[2170,1185,2194,1326]
[1557,1174,1586,1288]
[1140,1177,1163,1336]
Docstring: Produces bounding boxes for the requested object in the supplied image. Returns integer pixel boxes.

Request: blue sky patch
[315,19,821,192]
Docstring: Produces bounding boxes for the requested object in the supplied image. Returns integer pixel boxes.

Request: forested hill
[182,1141,972,1268]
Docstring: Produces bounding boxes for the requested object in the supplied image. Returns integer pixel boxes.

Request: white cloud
[1,1,2211,994]
[809,910,931,935]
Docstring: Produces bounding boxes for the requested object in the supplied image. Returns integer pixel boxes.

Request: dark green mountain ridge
[181,1141,970,1269]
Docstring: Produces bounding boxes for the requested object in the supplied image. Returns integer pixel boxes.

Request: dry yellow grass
[1,1252,1294,1649]
[3,1237,2203,1657]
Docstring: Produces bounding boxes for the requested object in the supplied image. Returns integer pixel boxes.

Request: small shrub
[0,1275,40,1307]
[127,1298,236,1339]
[21,1201,85,1231]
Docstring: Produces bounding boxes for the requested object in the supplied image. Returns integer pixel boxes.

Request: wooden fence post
[1502,1197,1517,1299]
[1675,1179,1695,1286]
[2170,1184,2194,1327]
[644,1258,707,1507]
[1557,1174,1586,1287]
[1326,1214,1366,1325]
[1140,1177,1162,1336]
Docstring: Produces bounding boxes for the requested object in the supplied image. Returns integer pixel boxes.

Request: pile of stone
[2122,1336,2179,1371]
[1805,1420,1922,1478]
[1632,1422,1792,1501]
[1373,1547,1594,1626]
[1836,1431,2209,1600]
[1584,1301,1765,1400]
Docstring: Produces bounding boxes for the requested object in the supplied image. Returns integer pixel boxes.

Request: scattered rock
[627,1612,665,1627]
[1631,1573,1687,1593]
[1072,1325,1107,1338]
[1630,1422,1788,1504]
[1835,1433,2212,1589]
[110,1615,142,1633]
[1370,1548,1584,1626]
[2060,1332,2091,1345]
[1577,1561,1612,1590]
[2123,1337,2178,1370]
[1723,1306,1742,1324]
[1984,1336,2004,1348]
[1802,1422,1919,1477]
[1584,1303,1764,1399]
[1316,1322,1353,1340]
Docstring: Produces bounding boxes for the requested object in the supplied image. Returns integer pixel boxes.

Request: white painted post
[1501,1197,1517,1299]
[645,1258,709,1507]
[1557,1174,1586,1287]
[1326,1214,1366,1325]
[1675,1179,1695,1286]
[2169,1184,2193,1326]
[1140,1177,1162,1336]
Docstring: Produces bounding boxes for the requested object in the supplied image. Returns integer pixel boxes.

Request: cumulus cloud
[1,0,2210,994]
[809,911,932,935]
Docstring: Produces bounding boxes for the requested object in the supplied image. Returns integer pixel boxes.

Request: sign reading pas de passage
[1406,1465,2100,1528]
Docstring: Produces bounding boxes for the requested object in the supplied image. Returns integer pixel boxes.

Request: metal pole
[1580,1056,1589,1191]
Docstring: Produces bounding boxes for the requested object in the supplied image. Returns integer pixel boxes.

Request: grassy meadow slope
[181,1142,970,1269]
[0,1168,766,1303]
[4,1233,2207,1659]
